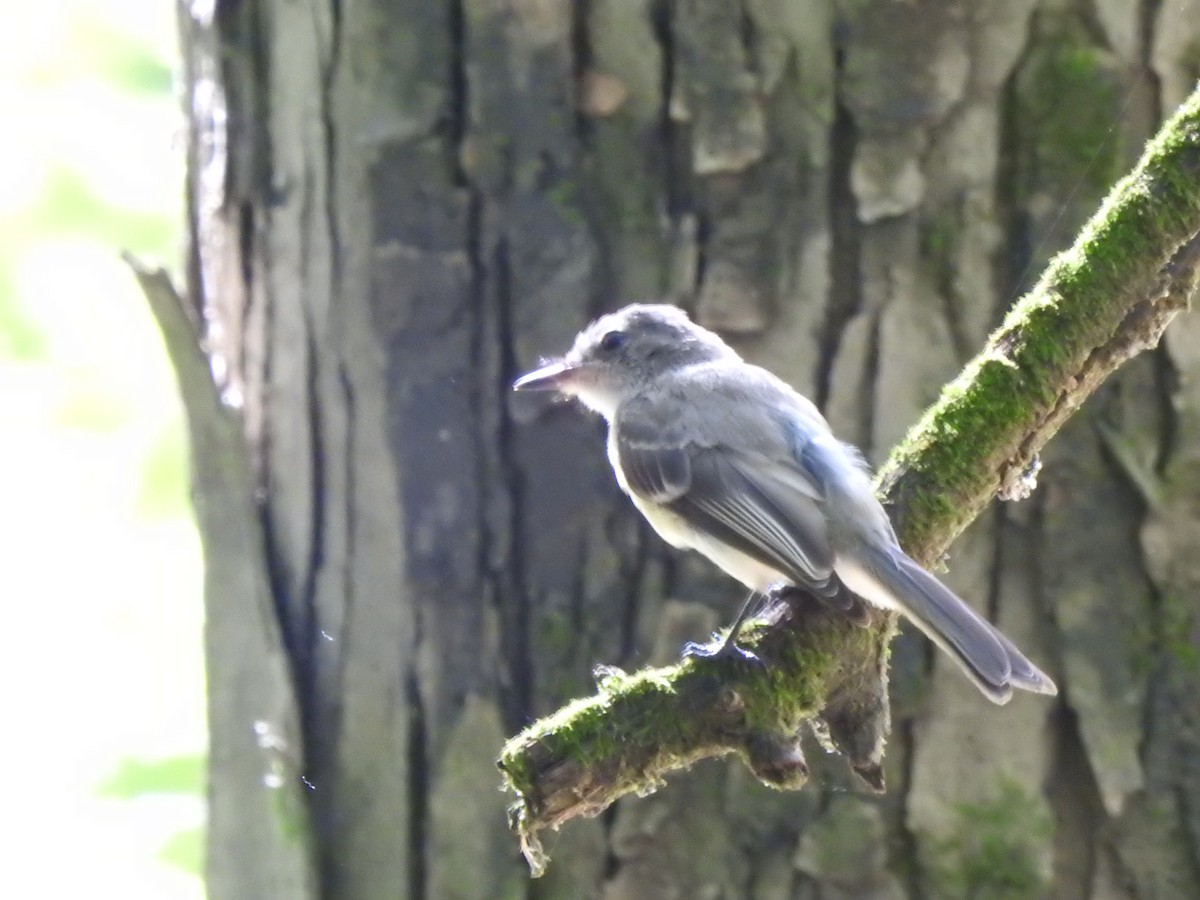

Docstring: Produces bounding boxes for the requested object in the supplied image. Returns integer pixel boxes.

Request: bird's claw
[682,635,761,665]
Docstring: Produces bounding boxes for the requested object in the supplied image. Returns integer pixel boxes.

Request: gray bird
[514,304,1058,704]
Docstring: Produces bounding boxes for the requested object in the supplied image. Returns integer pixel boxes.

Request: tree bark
[173,0,1200,897]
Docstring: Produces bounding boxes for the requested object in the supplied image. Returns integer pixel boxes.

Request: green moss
[498,612,862,804]
[269,770,314,845]
[920,213,959,260]
[499,663,685,786]
[880,82,1200,554]
[534,608,575,658]
[1161,590,1200,673]
[1015,28,1123,203]
[927,779,1052,899]
[543,177,588,229]
[742,648,826,733]
[880,351,1044,551]
[594,135,664,240]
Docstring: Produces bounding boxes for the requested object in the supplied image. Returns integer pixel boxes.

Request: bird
[513,303,1058,704]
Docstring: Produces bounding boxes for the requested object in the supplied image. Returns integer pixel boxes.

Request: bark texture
[175,0,1200,897]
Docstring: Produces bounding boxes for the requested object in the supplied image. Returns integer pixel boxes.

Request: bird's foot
[682,634,761,664]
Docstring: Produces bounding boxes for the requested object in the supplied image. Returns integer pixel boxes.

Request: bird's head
[513,304,736,417]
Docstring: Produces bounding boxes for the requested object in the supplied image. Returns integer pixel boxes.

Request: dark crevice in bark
[1152,345,1179,475]
[290,71,322,738]
[299,323,327,756]
[995,46,1034,319]
[650,0,687,222]
[253,196,303,711]
[986,506,1006,624]
[1139,0,1163,49]
[1163,650,1200,900]
[1028,484,1062,674]
[600,504,651,665]
[321,0,343,290]
[893,721,924,900]
[1094,420,1153,529]
[940,272,973,367]
[216,0,269,406]
[815,77,862,412]
[1077,0,1116,52]
[447,0,469,187]
[1139,0,1171,478]
[693,210,713,301]
[569,0,593,143]
[600,803,622,881]
[1047,706,1105,898]
[656,526,679,602]
[568,1,617,319]
[216,0,270,205]
[929,199,972,364]
[1139,0,1164,114]
[258,318,296,662]
[565,538,590,672]
[306,18,346,858]
[861,302,881,461]
[337,360,355,653]
[237,201,256,328]
[490,228,536,724]
[737,0,760,79]
[1175,786,1200,892]
[619,515,653,664]
[406,670,429,900]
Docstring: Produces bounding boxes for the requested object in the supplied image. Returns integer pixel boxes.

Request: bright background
[0,2,205,896]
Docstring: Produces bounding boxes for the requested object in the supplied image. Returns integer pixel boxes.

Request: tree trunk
[176,0,1200,897]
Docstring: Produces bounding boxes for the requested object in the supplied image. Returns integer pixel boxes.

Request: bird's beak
[512,361,578,392]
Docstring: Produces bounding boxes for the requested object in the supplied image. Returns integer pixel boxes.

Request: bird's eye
[599,330,626,353]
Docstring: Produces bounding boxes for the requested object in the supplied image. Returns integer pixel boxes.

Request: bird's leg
[682,590,762,663]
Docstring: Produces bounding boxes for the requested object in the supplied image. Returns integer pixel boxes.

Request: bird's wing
[616,395,837,595]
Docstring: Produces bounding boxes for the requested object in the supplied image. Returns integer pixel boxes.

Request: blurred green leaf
[97,753,205,799]
[158,826,204,876]
[93,34,174,96]
[32,166,175,256]
[0,263,50,361]
[30,16,175,96]
[135,420,190,517]
[53,376,135,431]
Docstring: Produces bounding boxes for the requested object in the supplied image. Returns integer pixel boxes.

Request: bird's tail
[861,544,1058,704]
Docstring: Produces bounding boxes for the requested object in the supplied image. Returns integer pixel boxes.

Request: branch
[499,85,1200,875]
[124,255,320,897]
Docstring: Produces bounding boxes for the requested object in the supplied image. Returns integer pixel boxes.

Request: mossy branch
[500,85,1200,876]
[876,86,1200,560]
